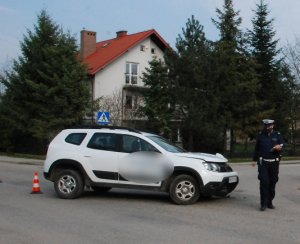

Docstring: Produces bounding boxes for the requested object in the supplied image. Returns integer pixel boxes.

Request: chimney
[80,29,96,60]
[116,30,127,38]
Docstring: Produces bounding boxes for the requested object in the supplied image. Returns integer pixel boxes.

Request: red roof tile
[83,29,169,75]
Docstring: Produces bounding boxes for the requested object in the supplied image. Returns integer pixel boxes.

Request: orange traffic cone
[31,172,42,194]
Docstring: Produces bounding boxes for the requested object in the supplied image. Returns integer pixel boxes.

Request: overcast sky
[1,0,300,66]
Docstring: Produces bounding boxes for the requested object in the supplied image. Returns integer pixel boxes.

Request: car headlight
[203,162,221,172]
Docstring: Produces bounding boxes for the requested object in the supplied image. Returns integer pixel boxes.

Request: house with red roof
[80,29,169,126]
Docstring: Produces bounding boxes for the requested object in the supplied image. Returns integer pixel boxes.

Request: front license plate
[229,176,237,183]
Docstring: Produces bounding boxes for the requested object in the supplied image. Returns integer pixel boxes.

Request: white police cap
[262,119,274,125]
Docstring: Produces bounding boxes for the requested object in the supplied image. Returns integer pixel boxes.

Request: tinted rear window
[65,133,87,145]
[87,133,118,151]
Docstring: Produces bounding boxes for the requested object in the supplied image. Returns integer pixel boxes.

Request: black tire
[169,174,200,205]
[91,186,112,192]
[54,169,84,199]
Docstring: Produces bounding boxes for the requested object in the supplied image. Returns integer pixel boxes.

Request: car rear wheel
[54,169,84,199]
[169,174,200,205]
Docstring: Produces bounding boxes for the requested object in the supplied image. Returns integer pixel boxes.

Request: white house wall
[93,37,165,100]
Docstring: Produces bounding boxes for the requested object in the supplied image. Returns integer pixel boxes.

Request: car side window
[65,133,87,145]
[121,135,159,153]
[87,133,118,151]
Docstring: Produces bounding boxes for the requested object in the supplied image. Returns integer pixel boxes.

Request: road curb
[0,156,44,165]
[230,160,300,165]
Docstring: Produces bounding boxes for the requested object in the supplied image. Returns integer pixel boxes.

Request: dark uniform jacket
[252,130,284,161]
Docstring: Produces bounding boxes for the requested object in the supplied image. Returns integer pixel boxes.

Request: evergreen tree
[175,15,222,151]
[141,16,223,151]
[212,0,260,153]
[0,10,90,153]
[212,0,242,43]
[249,0,279,84]
[141,56,175,136]
[248,0,289,130]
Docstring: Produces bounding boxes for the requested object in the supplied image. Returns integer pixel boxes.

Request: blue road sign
[97,112,110,125]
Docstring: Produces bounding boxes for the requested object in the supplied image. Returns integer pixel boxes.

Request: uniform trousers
[257,160,279,207]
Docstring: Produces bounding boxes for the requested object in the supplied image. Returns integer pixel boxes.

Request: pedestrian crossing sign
[97,112,110,124]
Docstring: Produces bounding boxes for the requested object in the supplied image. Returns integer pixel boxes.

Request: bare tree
[96,89,141,126]
[283,38,300,152]
[96,89,123,126]
[283,37,300,82]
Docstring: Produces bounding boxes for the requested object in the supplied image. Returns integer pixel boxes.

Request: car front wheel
[169,174,200,205]
[54,169,84,199]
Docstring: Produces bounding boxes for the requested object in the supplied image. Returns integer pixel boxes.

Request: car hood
[173,152,228,163]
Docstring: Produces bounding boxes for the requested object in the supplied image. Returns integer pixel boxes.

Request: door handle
[84,155,91,158]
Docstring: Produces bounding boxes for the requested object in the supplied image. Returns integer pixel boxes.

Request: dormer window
[102,42,111,48]
[125,62,138,85]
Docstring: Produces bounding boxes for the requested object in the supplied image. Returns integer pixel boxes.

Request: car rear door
[84,132,121,184]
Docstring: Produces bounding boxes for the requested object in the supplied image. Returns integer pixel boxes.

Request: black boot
[267,203,275,209]
[260,205,266,211]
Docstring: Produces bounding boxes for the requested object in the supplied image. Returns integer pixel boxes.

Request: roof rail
[70,125,142,134]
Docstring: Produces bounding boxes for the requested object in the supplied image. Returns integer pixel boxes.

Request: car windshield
[146,135,186,153]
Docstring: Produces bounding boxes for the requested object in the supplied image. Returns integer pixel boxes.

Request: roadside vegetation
[0,10,92,154]
[141,0,300,157]
[1,0,300,158]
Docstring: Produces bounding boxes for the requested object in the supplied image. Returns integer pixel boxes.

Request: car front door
[118,134,162,187]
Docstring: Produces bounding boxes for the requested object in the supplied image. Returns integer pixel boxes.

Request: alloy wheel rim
[175,180,195,201]
[58,175,77,194]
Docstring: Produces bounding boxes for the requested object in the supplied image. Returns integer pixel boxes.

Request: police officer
[252,119,284,211]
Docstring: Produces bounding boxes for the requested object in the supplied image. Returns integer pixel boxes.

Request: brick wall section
[80,30,96,60]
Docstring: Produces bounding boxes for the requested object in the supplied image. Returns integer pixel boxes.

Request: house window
[140,45,146,51]
[125,95,133,109]
[125,63,138,85]
[125,95,138,109]
[133,96,138,107]
[151,48,156,54]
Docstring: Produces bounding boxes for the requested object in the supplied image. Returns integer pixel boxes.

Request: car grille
[219,164,233,172]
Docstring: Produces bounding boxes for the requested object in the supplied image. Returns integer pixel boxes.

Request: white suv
[44,126,239,205]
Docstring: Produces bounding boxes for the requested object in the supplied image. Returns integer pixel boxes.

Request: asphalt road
[0,158,299,244]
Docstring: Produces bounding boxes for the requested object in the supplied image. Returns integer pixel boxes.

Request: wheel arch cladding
[49,159,88,182]
[169,166,204,188]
